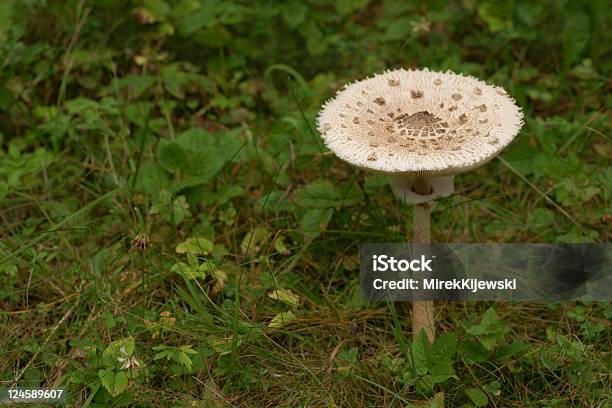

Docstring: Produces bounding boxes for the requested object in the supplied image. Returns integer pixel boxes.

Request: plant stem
[412,177,435,343]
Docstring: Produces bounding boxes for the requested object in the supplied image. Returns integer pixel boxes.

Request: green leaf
[294,180,362,209]
[110,75,156,99]
[477,0,513,32]
[527,208,555,231]
[496,340,528,361]
[555,178,600,206]
[161,64,188,99]
[273,235,290,255]
[300,208,334,239]
[555,228,599,243]
[256,190,291,213]
[156,128,243,190]
[483,380,502,397]
[431,332,458,363]
[460,341,490,363]
[466,307,510,351]
[427,371,457,385]
[295,180,337,208]
[337,347,358,363]
[175,237,214,256]
[151,195,184,224]
[176,350,193,370]
[176,345,197,370]
[504,141,539,176]
[465,387,488,407]
[218,205,237,226]
[563,12,590,66]
[0,0,15,42]
[178,3,217,36]
[516,3,543,27]
[385,17,415,41]
[268,288,300,306]
[102,311,117,329]
[200,185,245,206]
[133,162,169,195]
[335,0,369,16]
[101,338,135,369]
[299,21,327,56]
[281,3,307,28]
[166,195,190,225]
[429,332,458,380]
[241,227,270,256]
[306,37,328,56]
[153,345,174,360]
[171,261,207,280]
[268,311,297,328]
[98,369,128,397]
[152,344,197,371]
[65,97,100,115]
[411,329,430,376]
[143,0,170,19]
[157,140,190,172]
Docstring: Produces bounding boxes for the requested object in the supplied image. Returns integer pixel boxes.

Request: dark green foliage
[0,0,610,406]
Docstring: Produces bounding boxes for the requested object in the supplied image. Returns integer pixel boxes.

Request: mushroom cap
[317,68,523,176]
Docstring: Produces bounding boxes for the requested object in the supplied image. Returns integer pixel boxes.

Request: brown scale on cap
[374,97,386,105]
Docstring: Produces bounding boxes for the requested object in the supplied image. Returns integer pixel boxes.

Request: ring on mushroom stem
[412,177,432,195]
[391,176,454,205]
[317,68,523,343]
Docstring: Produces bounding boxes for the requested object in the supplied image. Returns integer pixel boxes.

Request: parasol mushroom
[317,68,523,342]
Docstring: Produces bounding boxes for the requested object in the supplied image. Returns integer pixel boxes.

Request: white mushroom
[317,68,523,181]
[317,68,523,342]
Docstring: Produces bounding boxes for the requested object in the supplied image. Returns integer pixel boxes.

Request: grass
[1,0,611,407]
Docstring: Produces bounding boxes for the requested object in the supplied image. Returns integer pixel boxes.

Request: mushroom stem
[412,178,436,343]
